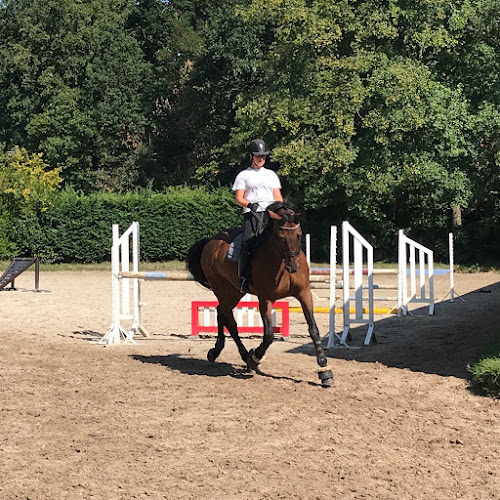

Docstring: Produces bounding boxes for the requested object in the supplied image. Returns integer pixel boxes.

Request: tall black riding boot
[238,242,252,293]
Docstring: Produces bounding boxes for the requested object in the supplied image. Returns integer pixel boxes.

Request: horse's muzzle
[285,250,300,273]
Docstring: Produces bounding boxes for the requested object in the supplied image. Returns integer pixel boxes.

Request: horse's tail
[186,238,212,289]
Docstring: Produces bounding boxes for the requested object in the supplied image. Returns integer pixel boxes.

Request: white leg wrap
[318,366,332,373]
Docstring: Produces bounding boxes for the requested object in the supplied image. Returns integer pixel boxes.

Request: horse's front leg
[247,299,274,372]
[298,289,334,387]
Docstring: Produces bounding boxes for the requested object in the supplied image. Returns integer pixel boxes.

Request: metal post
[449,232,454,302]
[397,230,404,317]
[428,251,434,315]
[327,226,339,348]
[342,222,350,342]
[34,258,40,292]
[305,233,311,268]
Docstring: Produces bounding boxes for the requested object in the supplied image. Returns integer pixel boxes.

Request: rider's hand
[247,202,259,212]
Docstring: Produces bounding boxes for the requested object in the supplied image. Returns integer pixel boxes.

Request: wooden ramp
[0,257,39,291]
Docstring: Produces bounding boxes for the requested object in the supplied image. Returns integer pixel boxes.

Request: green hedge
[5,187,241,263]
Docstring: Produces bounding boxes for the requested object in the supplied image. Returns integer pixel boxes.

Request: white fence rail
[398,230,434,316]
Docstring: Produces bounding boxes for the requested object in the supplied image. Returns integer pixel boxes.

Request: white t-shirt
[232,166,282,213]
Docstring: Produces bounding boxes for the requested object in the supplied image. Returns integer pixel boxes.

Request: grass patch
[455,264,500,273]
[1,259,492,273]
[0,260,188,272]
[468,332,500,398]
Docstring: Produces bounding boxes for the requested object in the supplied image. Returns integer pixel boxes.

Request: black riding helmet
[249,138,270,156]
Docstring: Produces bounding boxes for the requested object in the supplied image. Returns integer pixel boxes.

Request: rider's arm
[273,188,284,202]
[235,189,251,208]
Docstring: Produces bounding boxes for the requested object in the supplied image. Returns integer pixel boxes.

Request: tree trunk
[451,204,462,227]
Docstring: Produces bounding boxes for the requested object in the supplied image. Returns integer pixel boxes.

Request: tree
[0,146,62,258]
[191,0,475,258]
[0,0,152,191]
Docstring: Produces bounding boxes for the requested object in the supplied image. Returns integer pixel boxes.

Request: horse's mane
[267,200,295,213]
[266,200,298,225]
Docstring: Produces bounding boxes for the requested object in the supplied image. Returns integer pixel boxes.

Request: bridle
[279,223,301,259]
[279,224,300,231]
[250,209,302,271]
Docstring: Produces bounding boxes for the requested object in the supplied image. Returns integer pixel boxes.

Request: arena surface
[1,270,499,499]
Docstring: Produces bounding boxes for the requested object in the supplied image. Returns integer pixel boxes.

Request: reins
[251,211,302,263]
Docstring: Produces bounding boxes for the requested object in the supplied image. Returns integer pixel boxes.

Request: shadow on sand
[288,280,500,380]
[131,353,321,386]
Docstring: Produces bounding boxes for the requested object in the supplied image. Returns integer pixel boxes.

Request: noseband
[279,224,300,231]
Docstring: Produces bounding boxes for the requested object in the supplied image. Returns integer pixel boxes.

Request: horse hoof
[207,349,218,362]
[318,368,334,388]
[246,348,261,372]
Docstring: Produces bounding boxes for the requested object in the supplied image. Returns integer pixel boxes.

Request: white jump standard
[326,221,375,348]
[99,222,195,345]
[398,230,434,316]
[100,222,141,344]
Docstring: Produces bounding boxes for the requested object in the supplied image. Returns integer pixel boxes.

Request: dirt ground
[1,269,499,499]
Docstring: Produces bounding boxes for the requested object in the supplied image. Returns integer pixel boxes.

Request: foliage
[468,327,500,398]
[0,146,61,207]
[1,0,500,264]
[0,208,18,257]
[468,334,500,398]
[0,0,152,191]
[8,186,240,263]
[0,146,62,259]
[200,0,478,260]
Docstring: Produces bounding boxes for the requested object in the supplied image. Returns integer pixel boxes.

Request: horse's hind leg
[207,306,226,362]
[209,287,248,364]
[222,306,249,364]
[247,299,274,372]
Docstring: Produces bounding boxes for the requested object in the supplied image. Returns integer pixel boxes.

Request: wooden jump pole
[291,306,398,315]
[119,270,194,280]
[310,268,398,276]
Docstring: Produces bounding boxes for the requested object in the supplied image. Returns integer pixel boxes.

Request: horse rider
[232,138,284,293]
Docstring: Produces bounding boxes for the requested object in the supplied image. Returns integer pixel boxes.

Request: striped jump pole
[309,268,398,276]
[119,270,194,280]
[449,232,455,303]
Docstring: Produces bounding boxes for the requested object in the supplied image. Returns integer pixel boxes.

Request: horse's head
[268,205,302,273]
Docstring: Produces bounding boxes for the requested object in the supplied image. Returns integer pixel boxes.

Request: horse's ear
[268,210,282,221]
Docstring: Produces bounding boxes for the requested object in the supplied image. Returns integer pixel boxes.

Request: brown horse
[187,201,334,387]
